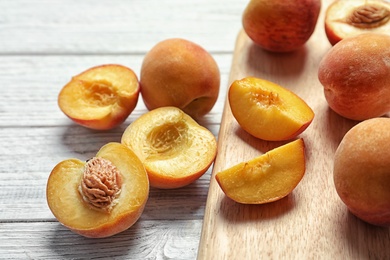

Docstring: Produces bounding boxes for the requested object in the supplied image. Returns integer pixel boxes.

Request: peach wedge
[216,139,305,204]
[121,106,217,189]
[46,142,149,238]
[58,64,140,130]
[229,77,314,141]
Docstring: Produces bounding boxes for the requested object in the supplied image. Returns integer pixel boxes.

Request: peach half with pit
[228,77,314,141]
[216,139,306,204]
[121,106,217,189]
[58,64,140,130]
[46,142,149,238]
[324,0,390,45]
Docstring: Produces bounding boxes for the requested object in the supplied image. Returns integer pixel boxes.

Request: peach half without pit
[58,64,140,130]
[216,139,306,204]
[46,142,149,238]
[121,106,217,189]
[229,77,314,141]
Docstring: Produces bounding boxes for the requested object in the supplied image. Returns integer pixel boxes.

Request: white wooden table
[0,0,243,258]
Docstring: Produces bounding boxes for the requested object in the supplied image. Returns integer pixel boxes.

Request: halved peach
[215,139,305,204]
[121,106,217,189]
[46,142,149,238]
[324,0,390,45]
[229,77,314,141]
[58,64,140,130]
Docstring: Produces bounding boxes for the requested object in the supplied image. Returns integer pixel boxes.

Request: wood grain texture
[0,0,246,258]
[197,2,390,259]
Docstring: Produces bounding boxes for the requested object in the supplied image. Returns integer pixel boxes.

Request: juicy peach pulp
[46,142,149,238]
[58,64,140,130]
[216,139,306,204]
[325,0,390,45]
[121,106,217,189]
[229,77,314,141]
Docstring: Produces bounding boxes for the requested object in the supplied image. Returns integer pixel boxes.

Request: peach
[140,38,220,119]
[318,33,390,121]
[228,77,314,141]
[325,0,390,45]
[58,64,140,130]
[333,118,390,226]
[46,142,149,238]
[121,106,217,189]
[216,139,305,204]
[242,0,321,52]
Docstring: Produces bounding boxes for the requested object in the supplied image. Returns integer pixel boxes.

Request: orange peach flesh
[121,106,217,189]
[46,142,149,238]
[58,64,140,130]
[216,139,305,204]
[325,0,390,45]
[229,77,314,141]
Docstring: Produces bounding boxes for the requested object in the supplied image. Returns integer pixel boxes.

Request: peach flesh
[121,106,217,189]
[58,64,140,130]
[46,142,149,238]
[216,139,306,204]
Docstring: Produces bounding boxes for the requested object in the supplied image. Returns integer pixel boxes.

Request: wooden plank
[0,54,231,127]
[197,3,390,259]
[0,0,243,54]
[0,220,202,259]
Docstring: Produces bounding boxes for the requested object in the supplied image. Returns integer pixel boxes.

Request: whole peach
[140,38,220,119]
[318,33,390,121]
[242,0,321,52]
[333,118,390,226]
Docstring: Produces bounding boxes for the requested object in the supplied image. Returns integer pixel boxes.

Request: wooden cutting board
[197,3,390,259]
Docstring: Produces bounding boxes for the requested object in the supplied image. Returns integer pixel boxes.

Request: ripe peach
[216,139,305,204]
[333,118,390,226]
[140,38,220,119]
[58,64,140,130]
[318,33,390,121]
[242,0,321,52]
[325,0,390,45]
[228,77,314,141]
[46,142,149,238]
[121,106,217,189]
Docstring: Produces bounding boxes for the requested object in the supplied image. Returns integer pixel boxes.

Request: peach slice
[216,139,306,204]
[121,106,217,189]
[229,77,314,141]
[325,0,390,45]
[46,142,149,238]
[58,64,140,130]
